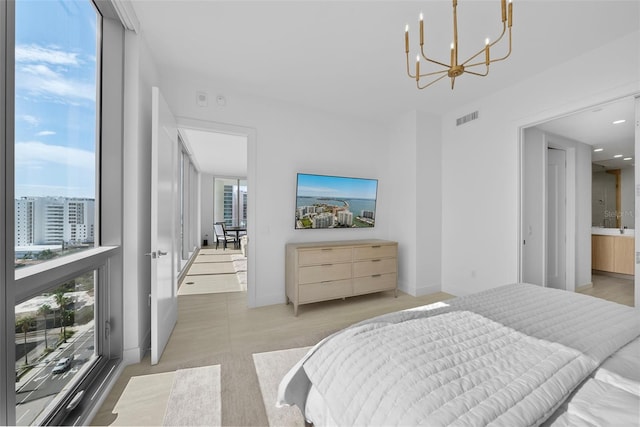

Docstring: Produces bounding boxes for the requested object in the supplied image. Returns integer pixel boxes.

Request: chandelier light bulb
[419,12,423,21]
[485,38,490,45]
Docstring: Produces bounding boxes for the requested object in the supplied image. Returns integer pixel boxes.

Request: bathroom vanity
[591,227,635,275]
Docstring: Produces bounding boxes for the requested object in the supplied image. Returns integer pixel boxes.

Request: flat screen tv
[295,173,378,229]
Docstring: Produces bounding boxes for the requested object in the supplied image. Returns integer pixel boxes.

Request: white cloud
[15,44,95,103]
[15,141,94,170]
[17,64,95,102]
[15,44,80,66]
[17,114,40,127]
[36,130,56,136]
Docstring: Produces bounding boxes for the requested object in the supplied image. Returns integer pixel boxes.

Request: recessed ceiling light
[593,148,604,152]
[624,157,632,161]
[614,154,623,158]
[612,119,626,124]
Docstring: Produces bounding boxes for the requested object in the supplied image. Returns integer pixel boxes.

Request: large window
[15,273,96,425]
[2,1,124,425]
[214,178,247,227]
[14,0,97,269]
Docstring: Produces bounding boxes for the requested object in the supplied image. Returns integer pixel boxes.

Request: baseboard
[178,248,200,285]
[123,347,143,365]
[576,282,594,292]
[592,270,634,280]
[415,284,442,297]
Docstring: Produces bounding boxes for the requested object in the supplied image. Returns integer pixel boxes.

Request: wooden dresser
[285,239,398,315]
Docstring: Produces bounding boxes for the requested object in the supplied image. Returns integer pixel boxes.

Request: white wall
[442,30,639,297]
[122,31,160,363]
[161,71,392,306]
[200,173,214,245]
[386,112,417,294]
[415,111,442,296]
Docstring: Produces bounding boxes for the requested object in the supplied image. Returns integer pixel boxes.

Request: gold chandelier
[405,0,513,90]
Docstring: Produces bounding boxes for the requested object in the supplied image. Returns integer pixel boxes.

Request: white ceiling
[536,97,636,170]
[129,1,639,174]
[180,129,247,177]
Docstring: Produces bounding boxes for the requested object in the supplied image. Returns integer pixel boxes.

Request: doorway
[176,118,257,307]
[519,95,638,307]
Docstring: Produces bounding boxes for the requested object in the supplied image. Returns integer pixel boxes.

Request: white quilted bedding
[277,284,640,426]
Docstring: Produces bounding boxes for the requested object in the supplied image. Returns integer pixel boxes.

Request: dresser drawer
[298,262,352,285]
[353,244,396,260]
[353,258,397,277]
[298,247,352,266]
[353,273,396,295]
[299,279,352,303]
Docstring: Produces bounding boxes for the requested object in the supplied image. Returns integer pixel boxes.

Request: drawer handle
[371,245,381,248]
[321,248,333,251]
[372,274,381,278]
[371,259,381,262]
[321,280,333,283]
[321,263,333,267]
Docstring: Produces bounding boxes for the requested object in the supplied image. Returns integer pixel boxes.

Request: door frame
[519,92,639,306]
[176,117,257,307]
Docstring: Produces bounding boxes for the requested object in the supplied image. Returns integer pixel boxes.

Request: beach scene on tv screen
[295,174,378,229]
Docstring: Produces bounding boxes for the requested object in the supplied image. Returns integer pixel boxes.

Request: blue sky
[297,174,378,199]
[14,0,97,199]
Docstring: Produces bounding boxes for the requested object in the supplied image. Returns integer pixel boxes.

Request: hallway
[178,247,247,296]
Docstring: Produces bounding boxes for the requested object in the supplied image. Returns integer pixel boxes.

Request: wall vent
[456,111,479,126]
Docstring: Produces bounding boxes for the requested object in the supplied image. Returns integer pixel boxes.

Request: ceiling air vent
[456,111,479,126]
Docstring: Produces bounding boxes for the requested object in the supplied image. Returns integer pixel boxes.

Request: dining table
[225,225,247,249]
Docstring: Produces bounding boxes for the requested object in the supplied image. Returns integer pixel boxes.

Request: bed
[277,283,640,426]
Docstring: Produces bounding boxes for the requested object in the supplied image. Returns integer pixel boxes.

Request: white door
[150,87,178,365]
[547,147,566,289]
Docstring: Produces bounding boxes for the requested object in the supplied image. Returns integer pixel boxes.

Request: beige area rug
[199,248,242,256]
[188,262,236,275]
[163,364,221,426]
[193,254,233,263]
[179,274,244,295]
[231,254,247,287]
[252,346,312,427]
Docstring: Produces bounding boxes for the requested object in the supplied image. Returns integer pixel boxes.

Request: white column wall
[442,31,640,297]
[122,31,160,364]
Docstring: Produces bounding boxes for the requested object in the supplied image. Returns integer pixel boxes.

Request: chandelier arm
[487,29,512,62]
[406,52,416,78]
[420,45,450,68]
[461,23,507,67]
[417,73,449,90]
[461,49,488,67]
[420,69,450,78]
[464,68,489,77]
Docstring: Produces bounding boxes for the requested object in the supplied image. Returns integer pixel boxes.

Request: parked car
[52,357,72,374]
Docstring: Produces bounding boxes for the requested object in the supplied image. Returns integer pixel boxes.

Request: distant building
[313,212,333,228]
[361,210,375,219]
[15,197,95,246]
[337,210,353,226]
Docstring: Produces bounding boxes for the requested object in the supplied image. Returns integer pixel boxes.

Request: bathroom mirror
[592,165,634,228]
[536,97,635,229]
